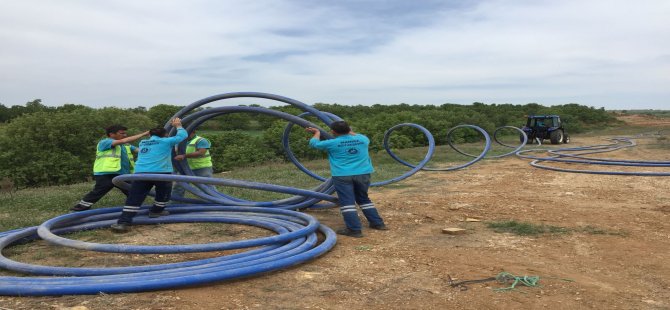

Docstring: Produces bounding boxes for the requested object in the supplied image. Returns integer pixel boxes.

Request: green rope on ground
[494,272,540,291]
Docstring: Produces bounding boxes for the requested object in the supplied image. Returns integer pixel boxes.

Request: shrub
[0,110,154,187]
[206,131,276,171]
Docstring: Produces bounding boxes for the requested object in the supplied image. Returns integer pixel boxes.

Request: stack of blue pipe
[0,92,446,296]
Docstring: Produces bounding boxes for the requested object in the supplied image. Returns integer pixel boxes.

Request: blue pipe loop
[1,91,491,296]
[0,205,336,295]
[447,125,525,159]
[37,205,325,254]
[160,92,340,210]
[515,136,670,176]
[154,93,445,209]
[386,124,491,171]
[114,173,337,208]
[281,111,341,183]
[152,93,340,210]
[167,92,334,131]
[374,123,436,186]
[494,126,528,150]
[281,115,437,188]
[0,91,510,296]
[169,105,335,208]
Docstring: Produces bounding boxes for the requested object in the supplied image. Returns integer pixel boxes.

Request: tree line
[0,99,619,188]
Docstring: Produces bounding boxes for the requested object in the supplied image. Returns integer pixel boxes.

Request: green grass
[486,220,627,237]
[0,183,129,231]
[212,143,493,201]
[2,126,650,232]
[0,143,473,231]
[578,225,629,236]
[486,220,568,236]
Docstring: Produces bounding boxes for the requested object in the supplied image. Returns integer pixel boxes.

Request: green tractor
[521,115,570,145]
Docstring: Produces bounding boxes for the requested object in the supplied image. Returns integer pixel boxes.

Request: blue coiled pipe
[283,121,437,187]
[385,124,492,171]
[0,92,492,296]
[0,206,336,295]
[448,126,527,159]
[516,135,670,176]
[148,92,440,208]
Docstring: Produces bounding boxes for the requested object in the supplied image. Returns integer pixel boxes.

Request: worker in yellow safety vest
[171,130,213,199]
[72,125,149,212]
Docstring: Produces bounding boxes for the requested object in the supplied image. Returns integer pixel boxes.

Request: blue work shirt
[134,128,188,173]
[94,138,137,176]
[309,134,374,177]
[194,137,211,149]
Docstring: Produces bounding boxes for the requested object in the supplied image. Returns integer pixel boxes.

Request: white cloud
[0,0,668,109]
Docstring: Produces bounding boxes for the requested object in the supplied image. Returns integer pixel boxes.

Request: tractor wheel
[550,130,563,144]
[520,134,527,144]
[563,134,570,144]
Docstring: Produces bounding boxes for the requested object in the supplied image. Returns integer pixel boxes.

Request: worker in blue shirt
[306,121,387,238]
[72,125,148,212]
[111,118,188,232]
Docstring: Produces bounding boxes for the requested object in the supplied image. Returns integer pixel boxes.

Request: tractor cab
[521,115,570,145]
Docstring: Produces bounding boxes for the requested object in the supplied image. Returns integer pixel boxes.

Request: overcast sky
[1,0,668,110]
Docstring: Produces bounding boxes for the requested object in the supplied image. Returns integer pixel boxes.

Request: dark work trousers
[80,174,129,205]
[332,174,385,231]
[117,176,172,224]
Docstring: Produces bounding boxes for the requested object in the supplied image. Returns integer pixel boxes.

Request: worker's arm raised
[111,131,149,146]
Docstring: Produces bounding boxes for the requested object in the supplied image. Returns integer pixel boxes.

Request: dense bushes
[0,100,619,187]
[0,109,154,187]
[207,131,276,171]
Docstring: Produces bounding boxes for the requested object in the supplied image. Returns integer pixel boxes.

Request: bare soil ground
[615,113,670,127]
[2,116,670,310]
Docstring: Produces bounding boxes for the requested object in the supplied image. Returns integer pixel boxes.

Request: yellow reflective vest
[93,143,135,173]
[185,136,212,170]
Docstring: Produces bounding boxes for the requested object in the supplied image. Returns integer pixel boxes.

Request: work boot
[148,210,170,218]
[370,224,388,230]
[336,228,363,238]
[110,223,130,233]
[70,204,91,212]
